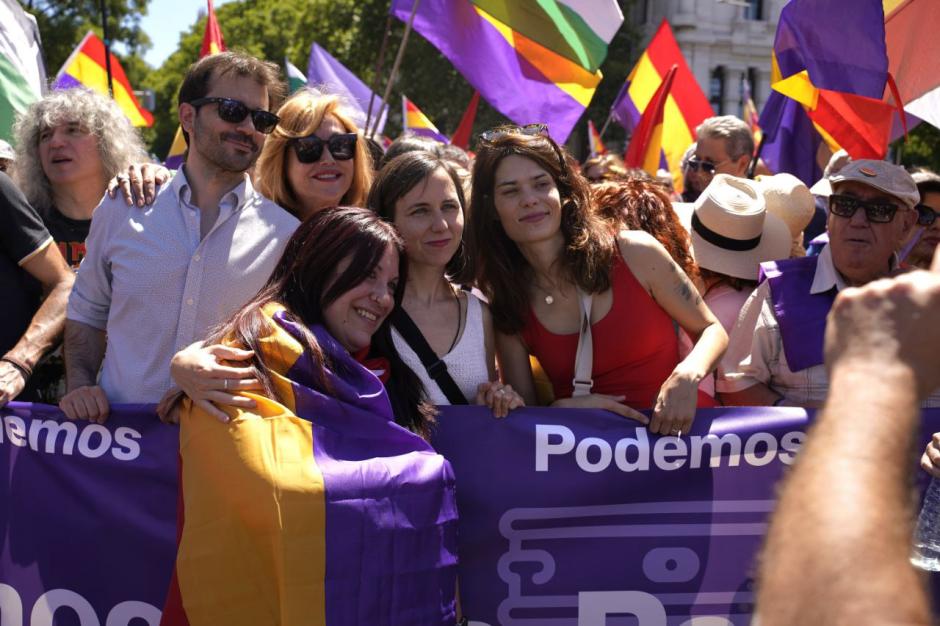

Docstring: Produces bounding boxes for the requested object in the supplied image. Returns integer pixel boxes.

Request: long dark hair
[206,206,435,437]
[367,151,471,283]
[466,132,615,333]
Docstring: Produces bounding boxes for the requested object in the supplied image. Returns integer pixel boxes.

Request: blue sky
[140,0,235,68]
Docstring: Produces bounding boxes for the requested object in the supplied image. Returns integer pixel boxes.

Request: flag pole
[598,111,613,139]
[99,0,114,97]
[365,13,394,135]
[747,134,766,179]
[371,0,421,139]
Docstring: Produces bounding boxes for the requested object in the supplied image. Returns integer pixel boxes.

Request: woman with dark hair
[161,206,456,625]
[368,151,523,415]
[466,127,727,436]
[903,170,940,270]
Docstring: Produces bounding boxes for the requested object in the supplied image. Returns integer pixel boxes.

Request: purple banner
[1,402,177,625]
[432,406,940,625]
[3,404,940,624]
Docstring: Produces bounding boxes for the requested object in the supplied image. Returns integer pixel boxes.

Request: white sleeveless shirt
[392,292,489,405]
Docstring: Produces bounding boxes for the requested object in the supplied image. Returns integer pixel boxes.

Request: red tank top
[521,255,716,410]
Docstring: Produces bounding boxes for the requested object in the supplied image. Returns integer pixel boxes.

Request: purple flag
[610,80,640,133]
[390,0,602,143]
[758,91,824,186]
[774,0,887,99]
[307,43,387,134]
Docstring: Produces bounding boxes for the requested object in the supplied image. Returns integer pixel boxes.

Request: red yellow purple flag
[611,20,713,190]
[402,95,448,143]
[884,0,940,129]
[624,64,677,176]
[52,31,153,127]
[449,90,480,150]
[587,119,606,157]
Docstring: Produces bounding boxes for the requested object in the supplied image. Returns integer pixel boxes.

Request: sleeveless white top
[392,292,489,405]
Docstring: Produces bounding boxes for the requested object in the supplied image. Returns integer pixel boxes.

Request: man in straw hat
[717,159,933,407]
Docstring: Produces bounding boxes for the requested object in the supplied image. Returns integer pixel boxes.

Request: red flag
[624,65,677,175]
[449,90,480,149]
[199,0,227,58]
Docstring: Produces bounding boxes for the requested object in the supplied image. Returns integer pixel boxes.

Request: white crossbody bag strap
[571,289,594,397]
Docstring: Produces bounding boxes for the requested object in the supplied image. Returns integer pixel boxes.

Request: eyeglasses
[828,193,901,224]
[290,133,358,163]
[916,203,939,226]
[188,97,280,134]
[685,158,732,175]
[478,123,549,144]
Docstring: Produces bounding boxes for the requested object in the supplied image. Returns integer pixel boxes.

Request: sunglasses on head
[188,97,280,134]
[828,193,901,224]
[916,203,939,226]
[478,123,549,144]
[290,133,358,164]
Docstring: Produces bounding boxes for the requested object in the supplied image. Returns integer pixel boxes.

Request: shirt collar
[171,166,251,213]
[811,242,899,294]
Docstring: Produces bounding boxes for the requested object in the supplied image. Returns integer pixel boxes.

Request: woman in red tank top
[465,126,728,436]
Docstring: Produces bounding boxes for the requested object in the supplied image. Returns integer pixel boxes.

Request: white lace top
[392,292,489,405]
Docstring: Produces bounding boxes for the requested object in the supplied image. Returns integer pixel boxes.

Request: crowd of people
[2,49,940,622]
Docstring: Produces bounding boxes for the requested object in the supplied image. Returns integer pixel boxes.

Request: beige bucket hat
[674,174,792,280]
[756,173,815,257]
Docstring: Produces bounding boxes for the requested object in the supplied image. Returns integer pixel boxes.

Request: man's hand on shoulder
[60,385,110,423]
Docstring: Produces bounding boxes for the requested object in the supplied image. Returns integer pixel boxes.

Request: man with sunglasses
[903,171,940,270]
[62,52,299,423]
[717,159,935,408]
[683,116,754,202]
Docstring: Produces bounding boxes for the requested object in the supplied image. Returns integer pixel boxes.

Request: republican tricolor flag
[611,20,713,190]
[402,96,448,143]
[587,119,606,158]
[624,65,677,176]
[53,31,153,127]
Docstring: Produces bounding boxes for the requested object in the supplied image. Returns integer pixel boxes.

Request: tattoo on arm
[670,262,701,305]
[64,320,107,390]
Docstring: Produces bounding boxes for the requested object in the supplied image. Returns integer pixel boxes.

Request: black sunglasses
[290,133,358,164]
[686,158,718,175]
[188,97,280,134]
[916,203,939,226]
[828,193,901,224]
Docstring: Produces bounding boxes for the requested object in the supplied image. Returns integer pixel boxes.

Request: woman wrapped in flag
[160,206,458,625]
[465,126,727,437]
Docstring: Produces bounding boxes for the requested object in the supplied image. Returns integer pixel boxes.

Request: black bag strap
[391,308,469,405]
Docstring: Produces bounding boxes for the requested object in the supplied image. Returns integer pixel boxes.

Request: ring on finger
[223,379,228,391]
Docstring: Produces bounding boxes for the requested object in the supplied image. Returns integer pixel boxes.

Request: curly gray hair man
[12,87,148,217]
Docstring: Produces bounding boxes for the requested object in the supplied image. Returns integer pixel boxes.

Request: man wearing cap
[718,159,927,407]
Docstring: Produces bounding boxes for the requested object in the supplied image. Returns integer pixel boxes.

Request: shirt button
[186,298,194,306]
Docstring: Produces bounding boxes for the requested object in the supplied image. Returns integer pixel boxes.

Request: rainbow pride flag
[611,20,713,191]
[587,119,606,157]
[402,95,447,143]
[166,0,227,169]
[161,304,458,625]
[52,31,152,127]
[391,0,622,142]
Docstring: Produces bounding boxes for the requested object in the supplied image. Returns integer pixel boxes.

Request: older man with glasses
[682,116,754,202]
[716,160,939,408]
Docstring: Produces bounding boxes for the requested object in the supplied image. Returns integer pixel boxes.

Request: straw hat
[674,174,791,280]
[756,173,815,257]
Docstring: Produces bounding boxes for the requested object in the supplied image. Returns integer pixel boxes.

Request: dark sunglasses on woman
[188,97,280,134]
[478,123,549,144]
[290,133,358,163]
[828,193,900,224]
[916,203,939,226]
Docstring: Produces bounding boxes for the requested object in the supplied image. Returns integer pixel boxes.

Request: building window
[710,67,725,114]
[747,67,760,104]
[745,0,763,20]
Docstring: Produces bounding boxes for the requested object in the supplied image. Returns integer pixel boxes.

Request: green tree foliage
[898,123,940,174]
[24,0,151,75]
